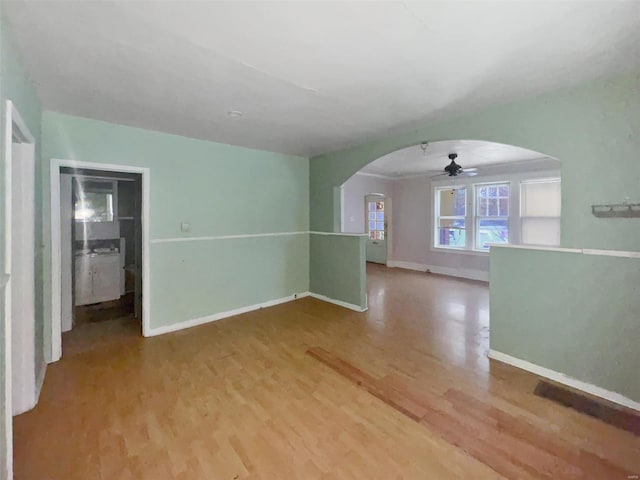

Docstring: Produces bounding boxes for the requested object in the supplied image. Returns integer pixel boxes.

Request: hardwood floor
[14,264,640,479]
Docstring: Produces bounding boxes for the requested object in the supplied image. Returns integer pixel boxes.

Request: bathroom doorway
[50,161,150,361]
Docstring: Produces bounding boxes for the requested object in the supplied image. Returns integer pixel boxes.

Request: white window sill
[430,247,489,256]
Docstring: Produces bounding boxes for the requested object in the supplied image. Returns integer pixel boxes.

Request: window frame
[519,177,561,246]
[366,198,386,241]
[473,182,511,251]
[434,186,468,250]
[430,169,561,255]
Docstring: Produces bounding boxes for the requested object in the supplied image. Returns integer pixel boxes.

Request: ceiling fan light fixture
[444,153,462,176]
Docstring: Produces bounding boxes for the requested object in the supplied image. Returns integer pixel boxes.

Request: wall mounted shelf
[591,203,640,218]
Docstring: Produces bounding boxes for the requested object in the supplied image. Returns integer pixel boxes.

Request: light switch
[180,222,191,233]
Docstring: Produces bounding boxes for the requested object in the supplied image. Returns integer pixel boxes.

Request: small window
[367,200,385,240]
[475,183,510,250]
[74,180,115,223]
[521,179,561,246]
[435,187,466,248]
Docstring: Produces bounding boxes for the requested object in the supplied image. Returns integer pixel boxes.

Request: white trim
[387,260,489,282]
[308,292,367,312]
[146,292,311,336]
[145,290,366,337]
[3,100,37,480]
[582,248,640,259]
[354,171,397,180]
[3,103,14,480]
[151,231,371,243]
[151,231,307,244]
[0,274,8,290]
[490,244,582,254]
[386,260,428,272]
[50,159,152,358]
[488,349,640,412]
[339,185,345,233]
[493,244,640,258]
[310,231,368,237]
[431,246,488,257]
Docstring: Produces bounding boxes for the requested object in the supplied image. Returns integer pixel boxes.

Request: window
[74,180,115,223]
[521,179,561,246]
[475,183,510,250]
[367,200,385,240]
[435,187,466,248]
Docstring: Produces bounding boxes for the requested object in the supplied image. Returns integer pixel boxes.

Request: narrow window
[435,187,466,248]
[520,179,561,246]
[475,183,510,250]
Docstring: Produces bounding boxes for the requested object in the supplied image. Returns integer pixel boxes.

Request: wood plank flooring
[534,380,640,436]
[14,264,640,479]
[307,346,635,479]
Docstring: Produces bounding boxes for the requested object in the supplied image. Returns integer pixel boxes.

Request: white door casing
[50,159,151,363]
[11,142,36,416]
[3,100,37,480]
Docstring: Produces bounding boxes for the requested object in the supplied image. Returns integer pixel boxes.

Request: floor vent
[534,380,640,436]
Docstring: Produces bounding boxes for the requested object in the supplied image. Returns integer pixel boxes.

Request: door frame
[3,100,36,479]
[50,159,151,362]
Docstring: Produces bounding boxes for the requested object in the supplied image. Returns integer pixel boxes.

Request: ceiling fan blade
[460,171,479,177]
[430,172,448,178]
[463,167,479,172]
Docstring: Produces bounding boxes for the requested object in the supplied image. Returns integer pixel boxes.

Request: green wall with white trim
[490,247,640,402]
[309,70,640,401]
[309,234,366,309]
[310,70,640,252]
[0,12,43,478]
[42,111,310,345]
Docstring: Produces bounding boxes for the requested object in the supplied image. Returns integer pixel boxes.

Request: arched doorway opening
[339,139,560,281]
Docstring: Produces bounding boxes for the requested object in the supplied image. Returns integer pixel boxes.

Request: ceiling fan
[431,153,478,177]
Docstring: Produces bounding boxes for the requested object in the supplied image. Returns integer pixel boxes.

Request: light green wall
[151,235,308,328]
[1,13,43,478]
[309,70,640,401]
[490,247,640,402]
[309,234,366,309]
[311,70,640,252]
[42,112,309,347]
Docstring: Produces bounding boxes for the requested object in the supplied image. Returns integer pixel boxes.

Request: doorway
[50,160,150,362]
[365,195,391,264]
[61,169,143,335]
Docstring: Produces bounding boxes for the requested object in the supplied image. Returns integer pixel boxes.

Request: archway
[338,139,561,282]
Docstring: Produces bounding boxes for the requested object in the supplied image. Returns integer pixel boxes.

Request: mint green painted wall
[309,71,640,401]
[309,234,366,309]
[490,247,640,402]
[42,112,309,348]
[311,70,640,252]
[0,14,43,478]
[152,235,308,327]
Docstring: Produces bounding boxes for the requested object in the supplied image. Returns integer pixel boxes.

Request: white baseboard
[387,260,489,282]
[386,260,428,272]
[488,349,640,411]
[307,292,367,312]
[145,290,367,337]
[146,292,310,337]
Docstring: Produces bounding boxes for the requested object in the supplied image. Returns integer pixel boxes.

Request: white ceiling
[360,140,558,177]
[5,1,640,157]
